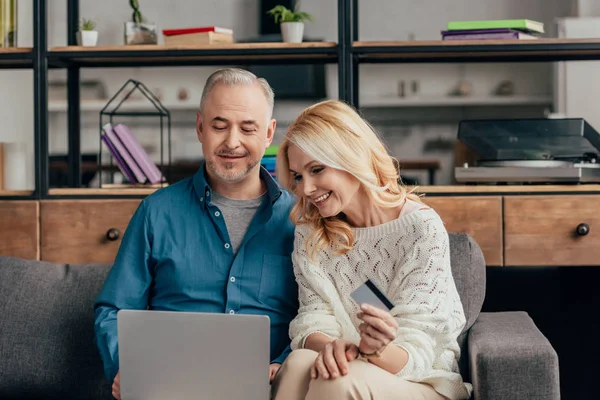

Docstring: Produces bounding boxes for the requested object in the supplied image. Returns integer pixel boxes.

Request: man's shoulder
[141,177,195,211]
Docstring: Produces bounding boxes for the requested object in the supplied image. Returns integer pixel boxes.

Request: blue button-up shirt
[93,165,298,381]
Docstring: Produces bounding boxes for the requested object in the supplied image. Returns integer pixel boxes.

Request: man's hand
[357,304,398,355]
[311,339,359,380]
[269,363,282,383]
[112,371,121,400]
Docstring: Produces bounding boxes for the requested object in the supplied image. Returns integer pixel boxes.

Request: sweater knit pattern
[289,208,473,400]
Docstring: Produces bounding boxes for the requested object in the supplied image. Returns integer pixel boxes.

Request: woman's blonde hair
[276,100,422,259]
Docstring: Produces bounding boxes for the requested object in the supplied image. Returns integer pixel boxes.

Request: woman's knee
[280,349,318,374]
[306,360,370,399]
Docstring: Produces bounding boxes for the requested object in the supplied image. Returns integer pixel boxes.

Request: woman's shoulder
[400,199,446,232]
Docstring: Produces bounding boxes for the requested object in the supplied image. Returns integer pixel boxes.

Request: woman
[270,100,472,400]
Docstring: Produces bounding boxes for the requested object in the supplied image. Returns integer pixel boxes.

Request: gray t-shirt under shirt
[211,190,267,254]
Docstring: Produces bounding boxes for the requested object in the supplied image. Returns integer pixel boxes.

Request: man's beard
[207,152,260,183]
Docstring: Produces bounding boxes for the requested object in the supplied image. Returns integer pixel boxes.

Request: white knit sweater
[289,205,473,400]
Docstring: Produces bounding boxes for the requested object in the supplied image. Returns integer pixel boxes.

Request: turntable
[454,118,600,184]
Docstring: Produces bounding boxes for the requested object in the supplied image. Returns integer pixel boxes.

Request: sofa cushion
[448,233,486,382]
[0,256,112,400]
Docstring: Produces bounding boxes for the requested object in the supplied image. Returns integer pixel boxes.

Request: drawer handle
[576,223,590,237]
[106,228,121,241]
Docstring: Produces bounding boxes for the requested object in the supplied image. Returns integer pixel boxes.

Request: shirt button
[230,276,236,283]
[206,191,210,196]
[224,243,230,249]
[200,197,204,202]
[215,211,220,217]
[229,310,235,314]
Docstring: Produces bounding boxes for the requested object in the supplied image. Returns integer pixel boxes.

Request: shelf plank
[0,48,33,68]
[0,190,34,196]
[360,95,552,108]
[48,187,162,196]
[48,42,338,67]
[354,38,600,63]
[415,184,600,195]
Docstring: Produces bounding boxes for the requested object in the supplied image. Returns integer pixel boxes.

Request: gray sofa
[0,233,559,400]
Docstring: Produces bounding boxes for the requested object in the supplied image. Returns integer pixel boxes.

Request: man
[93,68,298,400]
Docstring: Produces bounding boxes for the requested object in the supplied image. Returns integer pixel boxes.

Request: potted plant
[267,3,314,43]
[124,0,157,45]
[77,18,98,47]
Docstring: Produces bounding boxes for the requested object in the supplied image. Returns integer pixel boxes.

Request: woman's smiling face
[287,143,361,218]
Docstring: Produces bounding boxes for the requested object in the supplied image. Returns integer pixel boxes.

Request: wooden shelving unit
[48,42,338,67]
[353,38,600,63]
[0,48,33,68]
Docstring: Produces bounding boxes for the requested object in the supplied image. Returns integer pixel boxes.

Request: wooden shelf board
[0,48,32,54]
[360,95,552,108]
[354,38,600,48]
[51,42,337,52]
[415,184,600,194]
[0,190,34,196]
[48,42,338,66]
[48,187,162,196]
[353,38,600,62]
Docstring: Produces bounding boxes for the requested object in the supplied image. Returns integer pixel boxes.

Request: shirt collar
[193,162,282,207]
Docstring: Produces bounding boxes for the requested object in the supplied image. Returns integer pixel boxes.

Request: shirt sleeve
[271,344,292,364]
[289,226,342,350]
[93,200,154,381]
[388,212,467,380]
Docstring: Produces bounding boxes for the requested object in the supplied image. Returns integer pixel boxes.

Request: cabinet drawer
[0,201,39,260]
[422,196,503,266]
[40,200,141,264]
[504,195,600,266]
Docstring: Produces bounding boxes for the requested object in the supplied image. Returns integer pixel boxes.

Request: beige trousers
[271,349,446,400]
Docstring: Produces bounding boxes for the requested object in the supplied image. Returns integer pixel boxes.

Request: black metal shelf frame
[5,0,600,200]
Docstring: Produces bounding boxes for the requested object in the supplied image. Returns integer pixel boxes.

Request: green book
[264,145,279,157]
[447,19,544,34]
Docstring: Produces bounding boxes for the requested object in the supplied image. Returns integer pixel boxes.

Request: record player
[454,118,600,184]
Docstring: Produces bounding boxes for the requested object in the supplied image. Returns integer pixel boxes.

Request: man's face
[197,82,276,184]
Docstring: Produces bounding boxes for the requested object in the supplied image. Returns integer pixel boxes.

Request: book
[102,124,148,184]
[162,26,234,36]
[101,133,138,184]
[163,31,234,46]
[442,28,539,40]
[447,19,544,34]
[112,123,165,185]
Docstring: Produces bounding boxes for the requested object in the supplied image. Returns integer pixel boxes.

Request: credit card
[350,279,394,311]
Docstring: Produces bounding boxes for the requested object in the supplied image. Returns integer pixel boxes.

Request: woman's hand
[311,339,359,380]
[357,304,398,355]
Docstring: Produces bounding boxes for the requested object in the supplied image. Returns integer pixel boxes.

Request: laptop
[117,310,271,400]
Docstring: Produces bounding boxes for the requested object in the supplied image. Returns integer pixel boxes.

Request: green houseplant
[267,3,314,43]
[77,18,98,47]
[124,0,157,45]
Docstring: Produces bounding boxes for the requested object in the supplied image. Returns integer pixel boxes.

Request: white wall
[0,0,575,188]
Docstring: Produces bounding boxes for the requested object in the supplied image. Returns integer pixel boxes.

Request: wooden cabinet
[40,200,141,264]
[1,190,597,267]
[0,201,39,260]
[423,196,503,266]
[504,195,600,266]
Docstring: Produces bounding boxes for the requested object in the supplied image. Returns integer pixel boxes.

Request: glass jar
[0,0,17,48]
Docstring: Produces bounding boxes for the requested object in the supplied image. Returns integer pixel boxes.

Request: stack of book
[441,19,544,40]
[162,26,234,46]
[101,123,165,185]
[261,146,278,178]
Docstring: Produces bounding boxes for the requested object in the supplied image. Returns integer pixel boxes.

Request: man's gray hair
[199,68,275,116]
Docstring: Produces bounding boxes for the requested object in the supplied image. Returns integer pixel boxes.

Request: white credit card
[350,279,394,311]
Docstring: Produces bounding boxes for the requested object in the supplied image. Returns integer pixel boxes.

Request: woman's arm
[289,226,342,350]
[303,332,335,353]
[385,212,467,379]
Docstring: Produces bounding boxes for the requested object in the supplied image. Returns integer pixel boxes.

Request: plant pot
[76,30,98,47]
[280,22,304,43]
[124,21,158,45]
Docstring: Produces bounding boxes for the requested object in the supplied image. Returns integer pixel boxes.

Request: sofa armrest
[468,311,560,400]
